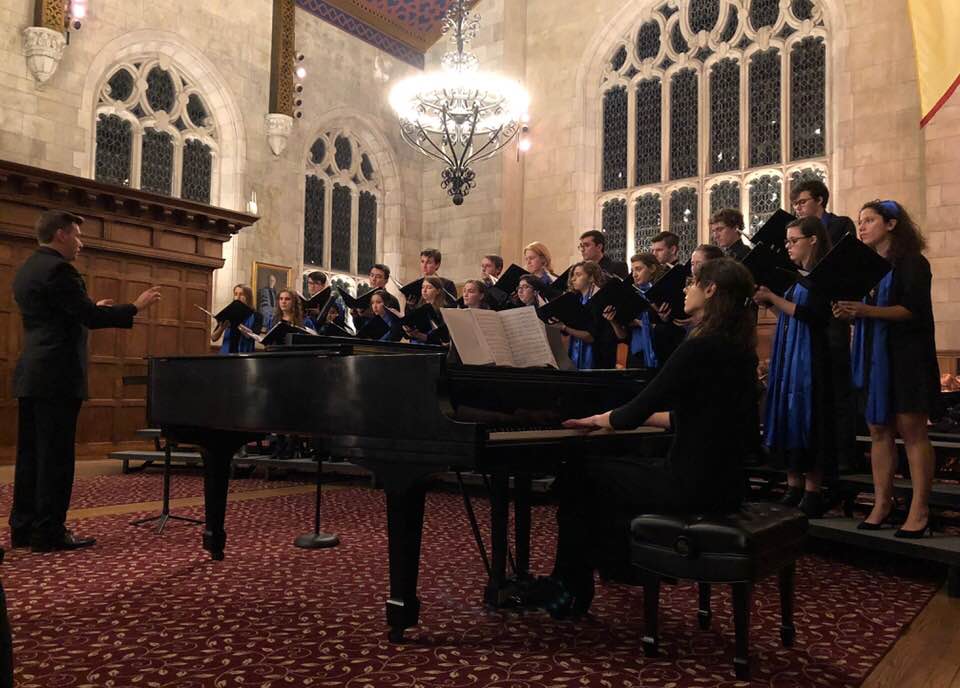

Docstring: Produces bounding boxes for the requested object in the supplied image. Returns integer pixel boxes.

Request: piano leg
[384,483,428,642]
[513,473,532,578]
[484,472,511,607]
[199,435,245,561]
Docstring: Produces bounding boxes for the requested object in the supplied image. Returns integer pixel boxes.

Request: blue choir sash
[568,289,595,370]
[852,270,894,425]
[629,282,658,368]
[220,313,258,354]
[763,283,813,450]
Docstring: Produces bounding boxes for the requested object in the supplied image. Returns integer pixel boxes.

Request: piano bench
[629,503,808,680]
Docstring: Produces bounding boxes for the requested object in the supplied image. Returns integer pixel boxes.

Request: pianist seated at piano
[461,279,488,309]
[546,258,759,617]
[403,276,452,345]
[602,254,662,369]
[266,289,315,332]
[553,261,604,370]
[211,284,263,354]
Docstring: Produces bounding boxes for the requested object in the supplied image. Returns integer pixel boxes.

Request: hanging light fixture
[389,0,529,205]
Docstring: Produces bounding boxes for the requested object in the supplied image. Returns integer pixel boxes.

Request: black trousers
[0,577,12,688]
[553,456,675,586]
[10,397,83,542]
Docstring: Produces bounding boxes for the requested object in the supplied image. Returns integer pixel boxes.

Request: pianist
[548,258,759,617]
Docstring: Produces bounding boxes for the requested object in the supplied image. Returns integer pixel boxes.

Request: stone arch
[78,29,247,212]
[300,107,405,278]
[570,0,848,246]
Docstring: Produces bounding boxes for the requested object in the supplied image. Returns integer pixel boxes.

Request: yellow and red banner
[908,0,960,127]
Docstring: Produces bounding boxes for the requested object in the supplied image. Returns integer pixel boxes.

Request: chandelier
[389,0,529,205]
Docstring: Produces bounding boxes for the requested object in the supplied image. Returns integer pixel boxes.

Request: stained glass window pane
[789,167,826,201]
[710,58,740,173]
[186,94,209,128]
[749,49,782,166]
[334,135,352,171]
[331,184,352,272]
[94,114,132,186]
[637,21,661,60]
[790,36,826,160]
[635,79,662,186]
[601,199,628,263]
[720,6,739,42]
[669,187,699,260]
[304,176,325,265]
[658,2,678,22]
[611,45,627,71]
[634,193,662,252]
[670,69,698,180]
[145,67,176,113]
[749,0,780,30]
[709,181,741,216]
[106,69,134,102]
[361,153,375,181]
[140,128,173,196]
[602,86,628,191]
[310,139,326,165]
[181,139,212,204]
[791,0,814,20]
[748,174,783,235]
[671,22,689,54]
[358,191,377,275]
[690,0,720,34]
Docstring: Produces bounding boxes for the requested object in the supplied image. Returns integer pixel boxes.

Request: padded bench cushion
[630,503,808,582]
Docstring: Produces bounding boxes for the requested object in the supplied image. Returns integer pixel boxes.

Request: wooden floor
[0,461,958,688]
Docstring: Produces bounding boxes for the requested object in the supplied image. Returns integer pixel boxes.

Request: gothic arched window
[598,0,829,259]
[303,130,381,278]
[94,60,217,204]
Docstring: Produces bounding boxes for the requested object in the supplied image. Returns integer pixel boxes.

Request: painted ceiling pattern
[297,0,475,69]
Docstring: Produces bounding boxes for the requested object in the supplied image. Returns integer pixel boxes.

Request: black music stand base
[131,440,204,534]
[294,532,340,549]
[294,456,339,550]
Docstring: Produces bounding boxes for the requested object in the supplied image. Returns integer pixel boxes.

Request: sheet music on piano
[444,306,558,368]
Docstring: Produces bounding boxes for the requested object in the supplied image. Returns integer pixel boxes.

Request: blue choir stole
[219,313,258,354]
[763,283,813,450]
[568,289,594,370]
[852,270,894,426]
[629,282,658,368]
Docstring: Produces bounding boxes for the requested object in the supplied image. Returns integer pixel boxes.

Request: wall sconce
[246,189,259,216]
[516,121,531,160]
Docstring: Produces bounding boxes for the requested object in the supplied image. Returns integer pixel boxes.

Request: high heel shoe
[894,521,932,539]
[857,500,896,531]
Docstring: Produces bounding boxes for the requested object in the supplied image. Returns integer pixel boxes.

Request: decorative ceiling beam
[266,0,296,156]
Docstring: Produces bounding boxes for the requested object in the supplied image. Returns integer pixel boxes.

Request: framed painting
[251,261,293,319]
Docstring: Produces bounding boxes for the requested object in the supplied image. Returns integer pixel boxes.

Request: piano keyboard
[488,426,664,442]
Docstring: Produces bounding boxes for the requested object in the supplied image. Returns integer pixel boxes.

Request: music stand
[294,457,340,549]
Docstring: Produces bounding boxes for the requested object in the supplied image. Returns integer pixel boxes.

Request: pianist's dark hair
[272,289,305,328]
[567,260,605,292]
[690,258,756,353]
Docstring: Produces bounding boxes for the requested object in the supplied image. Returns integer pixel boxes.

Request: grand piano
[147,337,658,640]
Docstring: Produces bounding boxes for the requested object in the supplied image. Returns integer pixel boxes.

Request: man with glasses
[790,179,855,244]
[579,230,629,279]
[790,179,857,474]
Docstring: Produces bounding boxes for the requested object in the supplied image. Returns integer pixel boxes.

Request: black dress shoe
[798,490,826,518]
[31,531,96,552]
[10,531,31,549]
[779,486,804,508]
[894,521,932,539]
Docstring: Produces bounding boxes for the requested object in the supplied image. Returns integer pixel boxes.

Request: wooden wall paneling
[0,158,258,460]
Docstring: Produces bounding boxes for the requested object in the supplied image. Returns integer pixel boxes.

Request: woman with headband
[833,200,939,538]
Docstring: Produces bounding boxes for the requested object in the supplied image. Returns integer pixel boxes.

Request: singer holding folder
[753,217,835,517]
[833,201,939,538]
[211,284,262,354]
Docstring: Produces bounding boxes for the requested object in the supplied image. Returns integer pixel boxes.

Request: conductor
[9,210,161,552]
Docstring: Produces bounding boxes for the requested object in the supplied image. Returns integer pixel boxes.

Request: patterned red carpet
[0,479,940,688]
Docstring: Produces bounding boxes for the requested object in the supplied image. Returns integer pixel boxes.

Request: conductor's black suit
[10,246,137,545]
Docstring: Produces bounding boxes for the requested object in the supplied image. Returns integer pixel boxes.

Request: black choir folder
[537,291,594,331]
[589,276,655,324]
[742,243,800,295]
[239,320,315,346]
[195,300,255,325]
[356,314,391,340]
[297,287,331,310]
[806,234,892,302]
[444,306,572,369]
[644,263,690,316]
[750,209,796,251]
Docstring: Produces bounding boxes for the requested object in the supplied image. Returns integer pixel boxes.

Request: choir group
[211,178,940,562]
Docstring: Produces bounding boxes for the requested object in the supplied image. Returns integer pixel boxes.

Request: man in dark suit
[578,230,629,279]
[710,208,751,261]
[258,273,278,322]
[649,231,680,269]
[11,210,161,552]
[791,179,858,472]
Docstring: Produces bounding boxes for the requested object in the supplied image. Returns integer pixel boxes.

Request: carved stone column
[24,0,67,86]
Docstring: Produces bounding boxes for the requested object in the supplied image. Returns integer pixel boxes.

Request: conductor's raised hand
[134,286,162,312]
